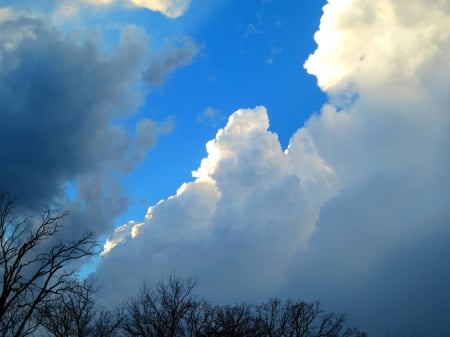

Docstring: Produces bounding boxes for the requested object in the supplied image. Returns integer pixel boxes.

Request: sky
[1,1,450,336]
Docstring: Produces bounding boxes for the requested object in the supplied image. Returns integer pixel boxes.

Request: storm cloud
[0,15,191,235]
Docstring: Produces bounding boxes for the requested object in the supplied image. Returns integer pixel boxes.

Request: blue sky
[1,1,450,336]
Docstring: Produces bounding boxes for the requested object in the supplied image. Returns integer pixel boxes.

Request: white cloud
[85,0,190,17]
[97,1,450,335]
[102,220,141,255]
[129,0,190,18]
[304,0,450,93]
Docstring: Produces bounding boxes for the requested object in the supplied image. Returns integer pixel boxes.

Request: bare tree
[184,299,215,337]
[37,277,122,337]
[256,298,288,337]
[122,274,197,337]
[255,298,369,337]
[0,190,98,337]
[281,299,367,337]
[212,303,262,337]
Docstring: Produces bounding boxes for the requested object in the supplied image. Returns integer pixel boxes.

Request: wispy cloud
[266,46,283,64]
[143,37,198,86]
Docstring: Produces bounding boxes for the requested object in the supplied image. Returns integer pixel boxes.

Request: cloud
[197,106,218,121]
[304,0,450,93]
[2,0,190,20]
[244,23,263,38]
[197,106,224,127]
[0,17,173,236]
[97,0,450,336]
[85,0,190,18]
[295,1,450,335]
[0,7,12,21]
[266,46,283,65]
[143,37,198,86]
[97,106,337,303]
[129,0,190,18]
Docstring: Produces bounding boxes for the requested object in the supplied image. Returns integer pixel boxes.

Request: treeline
[37,275,368,337]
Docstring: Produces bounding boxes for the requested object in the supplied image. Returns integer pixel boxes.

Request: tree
[0,190,98,337]
[256,298,368,337]
[37,277,122,337]
[255,298,288,337]
[183,299,215,337]
[122,274,197,337]
[212,303,262,337]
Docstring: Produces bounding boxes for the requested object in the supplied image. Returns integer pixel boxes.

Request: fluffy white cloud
[303,0,450,190]
[97,1,450,336]
[304,0,450,93]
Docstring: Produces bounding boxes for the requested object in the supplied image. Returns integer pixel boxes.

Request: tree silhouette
[0,190,97,337]
[122,274,197,337]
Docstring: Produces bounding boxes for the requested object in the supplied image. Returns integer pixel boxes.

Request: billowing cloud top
[99,105,338,302]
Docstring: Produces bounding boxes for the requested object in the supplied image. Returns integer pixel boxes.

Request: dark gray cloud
[143,38,198,86]
[0,17,167,234]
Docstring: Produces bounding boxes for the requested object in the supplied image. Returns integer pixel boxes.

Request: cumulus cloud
[97,1,450,336]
